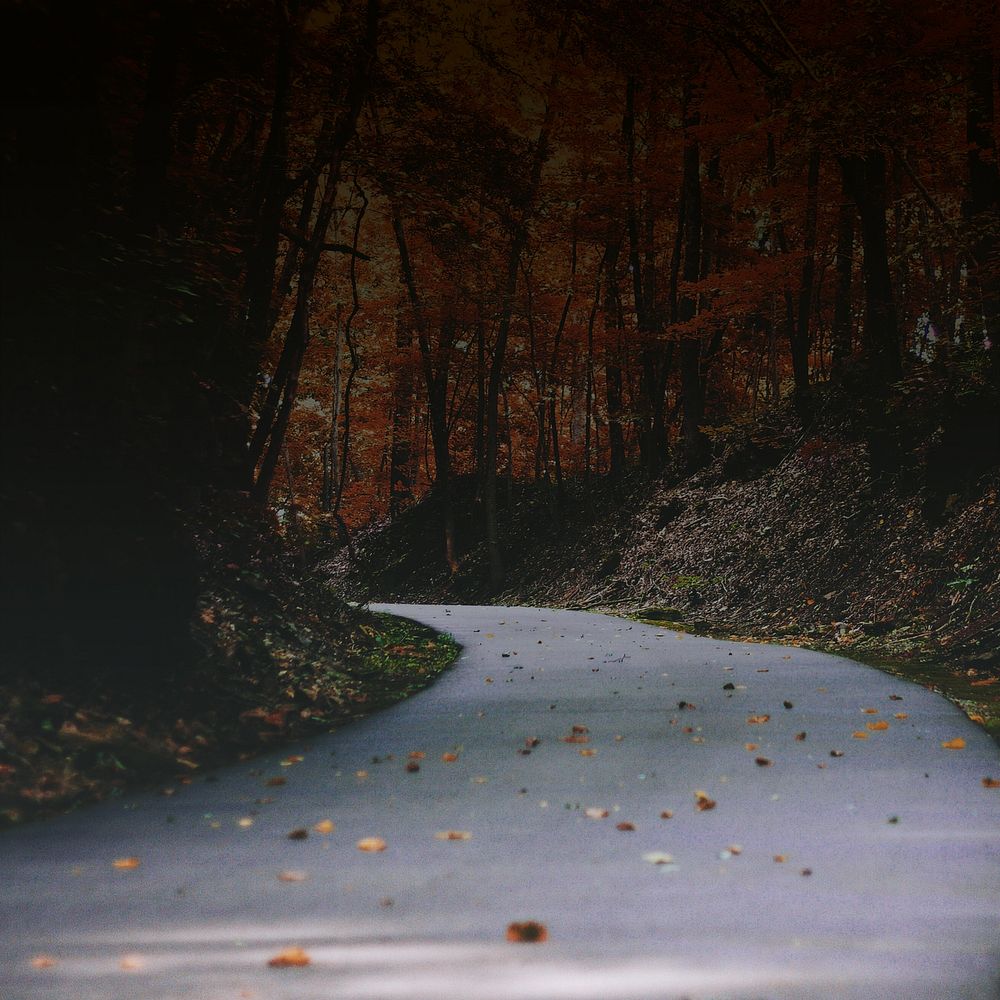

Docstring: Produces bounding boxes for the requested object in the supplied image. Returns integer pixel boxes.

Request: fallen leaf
[405,762,420,773]
[30,955,58,969]
[572,724,589,734]
[579,748,597,757]
[525,737,541,748]
[800,868,813,876]
[755,757,773,767]
[287,828,308,840]
[280,755,304,767]
[970,677,997,687]
[744,742,759,751]
[694,791,716,811]
[267,947,310,968]
[852,731,869,740]
[435,830,472,841]
[408,751,426,760]
[616,821,636,831]
[747,714,770,725]
[561,734,589,744]
[119,955,144,972]
[112,857,140,870]
[795,732,807,741]
[265,776,286,787]
[659,810,673,819]
[484,633,495,639]
[863,708,879,715]
[783,701,794,709]
[867,720,890,731]
[773,854,787,863]
[278,870,308,882]
[894,713,909,720]
[941,738,966,750]
[642,852,676,866]
[982,777,1000,788]
[237,817,254,828]
[441,752,459,762]
[357,837,387,852]
[506,921,548,943]
[313,819,335,834]
[830,749,844,757]
[584,807,609,819]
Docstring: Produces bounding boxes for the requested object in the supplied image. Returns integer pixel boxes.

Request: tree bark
[839,149,902,386]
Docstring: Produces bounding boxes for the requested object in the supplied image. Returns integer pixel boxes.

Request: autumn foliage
[1,0,998,676]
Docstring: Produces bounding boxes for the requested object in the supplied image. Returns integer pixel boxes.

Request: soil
[334,409,1000,740]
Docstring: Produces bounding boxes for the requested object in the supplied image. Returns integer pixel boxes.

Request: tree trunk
[678,111,707,468]
[389,315,415,517]
[602,240,627,479]
[831,190,856,378]
[839,149,902,386]
[791,148,820,420]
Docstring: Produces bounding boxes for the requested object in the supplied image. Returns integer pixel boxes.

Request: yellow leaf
[357,837,387,852]
[313,819,335,834]
[867,720,889,731]
[852,731,869,740]
[112,857,140,870]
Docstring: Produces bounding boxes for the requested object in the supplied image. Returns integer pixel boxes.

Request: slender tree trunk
[832,191,856,378]
[389,315,415,517]
[791,148,820,420]
[678,110,707,468]
[840,149,902,386]
[965,29,999,390]
[484,31,564,591]
[602,239,627,480]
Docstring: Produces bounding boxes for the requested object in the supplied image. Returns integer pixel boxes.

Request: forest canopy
[1,0,997,677]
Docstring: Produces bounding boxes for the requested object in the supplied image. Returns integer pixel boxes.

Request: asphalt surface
[1,604,998,1000]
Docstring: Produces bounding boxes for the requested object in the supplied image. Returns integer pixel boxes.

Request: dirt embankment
[335,421,1000,736]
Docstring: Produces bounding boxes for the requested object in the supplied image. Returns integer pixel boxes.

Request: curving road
[2,604,999,999]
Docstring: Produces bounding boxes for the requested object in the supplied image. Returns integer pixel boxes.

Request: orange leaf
[615,821,636,831]
[941,738,966,750]
[578,748,597,757]
[30,955,58,969]
[112,857,140,870]
[852,731,869,740]
[982,777,1000,788]
[434,830,472,841]
[694,791,716,811]
[357,837,387,852]
[894,713,909,720]
[867,720,889,731]
[506,921,548,943]
[441,752,459,762]
[747,714,770,725]
[268,947,311,968]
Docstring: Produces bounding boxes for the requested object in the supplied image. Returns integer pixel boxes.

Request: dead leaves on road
[506,921,548,943]
[268,947,311,968]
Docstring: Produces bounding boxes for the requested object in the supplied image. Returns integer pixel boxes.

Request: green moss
[352,613,461,711]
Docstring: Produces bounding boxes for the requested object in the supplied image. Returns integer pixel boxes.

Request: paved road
[2,605,998,1000]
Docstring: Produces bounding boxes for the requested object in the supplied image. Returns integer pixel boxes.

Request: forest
[2,0,999,813]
